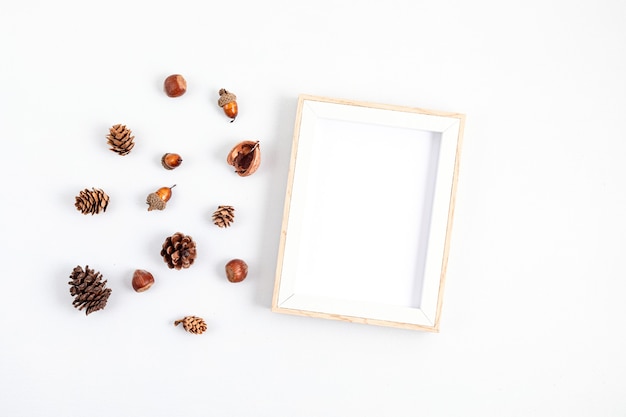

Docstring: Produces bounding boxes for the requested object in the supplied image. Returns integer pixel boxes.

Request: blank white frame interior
[272,95,465,331]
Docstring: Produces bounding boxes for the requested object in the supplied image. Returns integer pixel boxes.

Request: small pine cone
[212,205,235,228]
[160,232,197,270]
[68,265,112,315]
[174,316,207,334]
[75,188,109,215]
[106,124,135,156]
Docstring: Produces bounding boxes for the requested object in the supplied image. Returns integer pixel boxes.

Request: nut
[225,259,248,283]
[226,141,260,177]
[161,153,183,170]
[155,185,176,202]
[132,269,155,292]
[218,88,238,122]
[164,74,187,97]
[146,185,176,211]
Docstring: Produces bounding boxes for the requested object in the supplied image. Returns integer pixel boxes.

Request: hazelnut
[226,141,260,177]
[164,74,187,97]
[225,259,248,283]
[132,269,155,292]
[161,153,183,170]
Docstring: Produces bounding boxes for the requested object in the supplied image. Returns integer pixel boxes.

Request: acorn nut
[132,269,155,292]
[227,141,260,177]
[161,153,183,170]
[218,89,238,122]
[146,184,176,211]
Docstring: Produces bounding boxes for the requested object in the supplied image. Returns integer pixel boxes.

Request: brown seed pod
[74,187,109,215]
[218,89,238,122]
[174,316,207,334]
[146,185,176,211]
[68,265,111,315]
[227,141,260,177]
[225,259,248,283]
[212,205,235,228]
[161,153,183,170]
[106,124,135,156]
[160,232,197,270]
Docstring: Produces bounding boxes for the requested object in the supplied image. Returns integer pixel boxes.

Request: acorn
[132,269,155,292]
[218,89,238,122]
[161,153,183,170]
[146,184,176,211]
[227,141,260,177]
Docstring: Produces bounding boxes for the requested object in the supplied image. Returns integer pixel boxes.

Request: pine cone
[68,265,112,315]
[75,188,109,215]
[212,205,235,228]
[174,316,207,334]
[106,124,135,156]
[160,232,197,270]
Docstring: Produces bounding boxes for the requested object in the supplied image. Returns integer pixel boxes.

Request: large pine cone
[75,187,109,215]
[106,124,135,156]
[174,316,207,334]
[160,232,197,270]
[68,265,112,315]
[212,205,235,228]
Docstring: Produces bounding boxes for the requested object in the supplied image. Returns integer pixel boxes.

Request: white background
[1,0,625,416]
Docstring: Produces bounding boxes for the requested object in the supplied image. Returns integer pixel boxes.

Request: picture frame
[272,95,465,331]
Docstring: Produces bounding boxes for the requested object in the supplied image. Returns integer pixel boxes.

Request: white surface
[1,0,625,416]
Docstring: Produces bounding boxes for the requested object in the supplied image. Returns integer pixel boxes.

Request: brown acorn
[227,141,260,177]
[147,185,176,211]
[161,153,183,170]
[218,89,238,122]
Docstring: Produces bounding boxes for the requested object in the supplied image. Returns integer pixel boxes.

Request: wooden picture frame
[272,95,465,331]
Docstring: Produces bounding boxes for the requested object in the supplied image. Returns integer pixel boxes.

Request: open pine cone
[212,205,235,228]
[75,187,109,215]
[106,124,135,156]
[68,265,112,315]
[160,232,197,270]
[174,316,207,334]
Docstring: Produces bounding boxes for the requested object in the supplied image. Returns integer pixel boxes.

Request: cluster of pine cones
[73,124,132,215]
